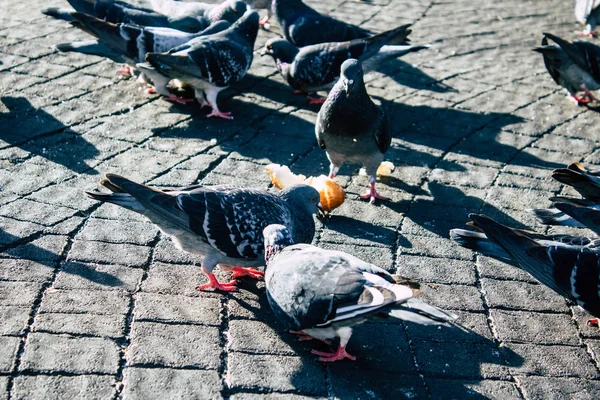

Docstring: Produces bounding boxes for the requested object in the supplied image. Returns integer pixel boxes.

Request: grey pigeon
[150,0,247,27]
[41,0,205,33]
[55,12,230,81]
[575,0,600,36]
[243,0,272,27]
[86,174,320,292]
[533,33,600,105]
[455,214,600,327]
[261,24,428,103]
[145,10,259,119]
[316,59,391,203]
[263,224,457,362]
[531,163,600,228]
[272,0,373,47]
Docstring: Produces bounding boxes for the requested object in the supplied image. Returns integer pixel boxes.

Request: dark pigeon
[272,0,373,46]
[533,33,600,105]
[55,12,230,81]
[150,0,248,27]
[455,214,600,327]
[86,174,320,292]
[262,24,428,103]
[263,224,457,362]
[316,59,391,203]
[145,10,259,119]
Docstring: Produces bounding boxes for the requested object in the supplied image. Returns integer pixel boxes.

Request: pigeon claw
[197,272,237,292]
[312,346,356,362]
[259,15,270,30]
[165,93,195,105]
[306,95,326,105]
[117,65,132,77]
[230,267,264,280]
[360,183,389,204]
[207,109,233,119]
[587,318,599,328]
[145,87,156,94]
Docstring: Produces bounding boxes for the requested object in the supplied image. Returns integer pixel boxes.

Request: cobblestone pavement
[1,0,600,398]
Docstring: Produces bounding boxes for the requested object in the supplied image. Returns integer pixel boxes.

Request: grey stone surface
[2,0,600,397]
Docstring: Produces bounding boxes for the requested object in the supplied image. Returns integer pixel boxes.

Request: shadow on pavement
[375,58,457,93]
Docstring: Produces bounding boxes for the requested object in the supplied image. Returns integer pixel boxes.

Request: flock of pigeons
[33,0,600,362]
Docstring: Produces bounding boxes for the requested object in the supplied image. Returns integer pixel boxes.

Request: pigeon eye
[312,196,317,202]
[267,45,273,50]
[357,70,363,76]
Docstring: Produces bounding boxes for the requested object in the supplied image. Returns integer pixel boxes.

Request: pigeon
[42,0,205,33]
[533,33,600,105]
[575,0,600,36]
[86,174,321,292]
[243,0,272,27]
[261,24,428,103]
[455,214,600,327]
[150,0,247,28]
[55,12,231,80]
[450,224,600,264]
[553,162,600,200]
[145,10,259,119]
[530,197,600,228]
[315,59,391,203]
[272,0,373,47]
[263,224,457,362]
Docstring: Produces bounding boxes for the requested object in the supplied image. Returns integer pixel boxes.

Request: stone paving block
[481,278,570,313]
[134,292,220,325]
[328,367,427,400]
[20,332,120,374]
[76,218,157,245]
[53,261,143,291]
[319,216,397,248]
[416,283,485,312]
[400,215,467,239]
[152,236,204,264]
[0,377,7,400]
[142,261,208,296]
[228,319,296,356]
[68,240,151,267]
[430,161,498,189]
[0,258,54,283]
[90,203,148,222]
[227,352,327,396]
[406,311,494,343]
[490,310,579,345]
[122,368,223,400]
[395,255,477,285]
[317,242,394,271]
[413,340,511,379]
[517,376,600,400]
[0,305,29,335]
[505,343,599,378]
[228,290,271,321]
[0,281,41,307]
[38,289,130,315]
[230,394,324,400]
[4,234,68,261]
[12,375,116,400]
[426,378,521,400]
[495,172,562,192]
[0,216,45,246]
[0,335,19,373]
[127,321,221,369]
[486,186,553,211]
[33,312,126,338]
[398,234,474,260]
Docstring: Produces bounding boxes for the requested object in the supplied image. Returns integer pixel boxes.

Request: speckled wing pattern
[177,188,294,259]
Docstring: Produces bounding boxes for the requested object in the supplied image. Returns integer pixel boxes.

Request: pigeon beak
[344,79,354,97]
[260,48,268,56]
[316,203,328,219]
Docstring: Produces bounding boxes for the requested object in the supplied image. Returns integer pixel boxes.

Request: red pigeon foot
[197,272,237,292]
[360,182,389,204]
[312,346,356,362]
[230,267,264,280]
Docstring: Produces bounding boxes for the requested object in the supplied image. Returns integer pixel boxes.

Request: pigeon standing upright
[86,174,321,292]
[316,59,391,203]
[261,24,428,103]
[263,224,457,362]
[42,0,205,33]
[453,214,600,327]
[575,0,600,36]
[272,0,373,46]
[533,33,600,105]
[145,10,259,119]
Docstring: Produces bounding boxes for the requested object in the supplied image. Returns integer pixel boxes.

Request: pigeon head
[261,38,299,63]
[232,10,260,44]
[169,16,206,33]
[340,58,364,97]
[263,224,295,265]
[279,184,320,242]
[209,0,248,24]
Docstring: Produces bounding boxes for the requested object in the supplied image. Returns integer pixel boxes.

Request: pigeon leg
[259,14,270,29]
[165,93,195,105]
[117,65,132,76]
[568,94,589,105]
[204,87,232,119]
[582,84,599,102]
[230,267,264,280]
[145,87,156,94]
[312,346,356,362]
[328,165,340,179]
[360,178,389,204]
[587,318,599,327]
[197,267,237,292]
[306,94,326,105]
[289,330,331,344]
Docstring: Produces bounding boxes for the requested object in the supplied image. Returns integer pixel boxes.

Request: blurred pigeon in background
[316,59,391,203]
[145,10,259,118]
[575,0,600,36]
[150,0,247,28]
[86,174,321,292]
[533,33,600,105]
[261,24,428,103]
[263,224,457,362]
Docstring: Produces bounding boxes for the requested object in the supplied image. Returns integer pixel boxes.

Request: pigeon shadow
[375,58,457,93]
[0,96,100,175]
[0,228,125,288]
[231,281,524,399]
